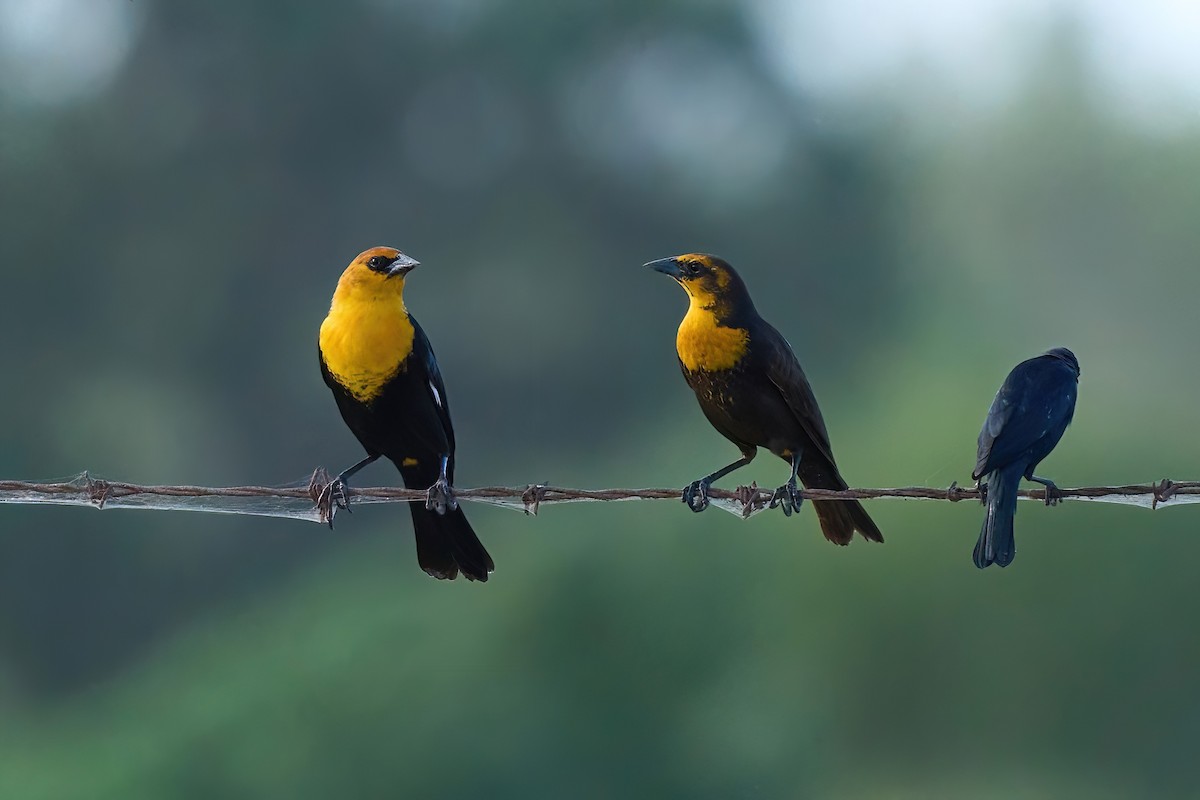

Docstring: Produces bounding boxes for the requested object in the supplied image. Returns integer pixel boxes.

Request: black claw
[768,490,790,515]
[977,481,989,506]
[317,477,353,529]
[334,481,352,512]
[770,481,802,517]
[1043,482,1062,506]
[682,480,711,513]
[426,477,458,515]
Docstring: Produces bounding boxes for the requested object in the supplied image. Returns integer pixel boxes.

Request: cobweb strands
[0,471,1196,524]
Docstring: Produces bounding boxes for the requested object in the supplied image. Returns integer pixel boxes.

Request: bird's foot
[426,476,459,515]
[976,480,988,506]
[315,476,353,529]
[1042,481,1062,507]
[769,480,803,517]
[682,479,711,513]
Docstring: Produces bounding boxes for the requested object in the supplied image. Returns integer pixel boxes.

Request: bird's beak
[388,253,420,277]
[644,257,682,279]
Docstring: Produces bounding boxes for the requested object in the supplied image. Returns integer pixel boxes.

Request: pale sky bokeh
[749,0,1200,132]
[2,0,1198,135]
[0,0,141,107]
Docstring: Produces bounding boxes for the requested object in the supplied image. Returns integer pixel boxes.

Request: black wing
[973,356,1077,479]
[318,314,456,471]
[410,315,455,454]
[973,381,1017,479]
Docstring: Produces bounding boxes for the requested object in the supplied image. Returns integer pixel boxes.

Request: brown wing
[757,321,838,466]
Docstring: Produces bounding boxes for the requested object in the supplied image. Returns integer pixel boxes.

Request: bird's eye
[368,255,388,270]
[685,261,701,276]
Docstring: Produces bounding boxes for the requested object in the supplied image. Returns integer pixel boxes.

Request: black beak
[644,257,683,279]
[388,253,420,277]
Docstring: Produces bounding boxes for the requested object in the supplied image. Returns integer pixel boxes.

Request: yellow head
[644,253,754,317]
[320,246,421,402]
[330,246,420,306]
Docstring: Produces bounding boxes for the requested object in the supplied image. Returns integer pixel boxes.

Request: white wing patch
[430,381,443,408]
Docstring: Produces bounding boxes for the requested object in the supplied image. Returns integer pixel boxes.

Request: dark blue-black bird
[972,347,1080,569]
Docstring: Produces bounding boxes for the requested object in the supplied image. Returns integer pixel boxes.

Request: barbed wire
[0,471,1196,524]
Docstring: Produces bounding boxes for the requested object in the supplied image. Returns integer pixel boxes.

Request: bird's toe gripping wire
[682,479,712,513]
[768,480,803,517]
[311,471,353,530]
[1028,475,1063,506]
[682,455,755,514]
[768,450,803,517]
[425,454,459,515]
[311,454,379,529]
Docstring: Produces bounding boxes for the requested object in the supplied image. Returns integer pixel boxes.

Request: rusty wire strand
[0,472,1196,523]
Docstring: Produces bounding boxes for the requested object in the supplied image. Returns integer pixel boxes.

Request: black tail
[408,503,494,582]
[974,463,1022,568]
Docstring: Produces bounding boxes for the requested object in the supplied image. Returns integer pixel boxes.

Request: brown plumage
[647,253,882,545]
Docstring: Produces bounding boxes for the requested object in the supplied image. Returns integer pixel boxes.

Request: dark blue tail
[974,463,1023,568]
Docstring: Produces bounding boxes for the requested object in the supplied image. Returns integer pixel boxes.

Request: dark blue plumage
[972,347,1080,569]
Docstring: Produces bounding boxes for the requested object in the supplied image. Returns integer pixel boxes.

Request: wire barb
[84,471,112,509]
[1152,479,1176,510]
[521,484,548,516]
[731,482,771,519]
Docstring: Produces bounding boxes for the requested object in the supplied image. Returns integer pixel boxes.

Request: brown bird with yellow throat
[318,246,493,581]
[647,253,883,545]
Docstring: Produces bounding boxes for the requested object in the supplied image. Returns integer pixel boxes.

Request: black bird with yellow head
[647,253,883,546]
[318,246,493,581]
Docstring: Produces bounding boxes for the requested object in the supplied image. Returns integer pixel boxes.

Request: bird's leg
[426,454,459,515]
[683,454,754,513]
[770,450,804,517]
[975,477,989,505]
[1025,472,1062,506]
[318,454,380,529]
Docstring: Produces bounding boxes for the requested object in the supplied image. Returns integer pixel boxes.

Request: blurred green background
[2,0,1199,797]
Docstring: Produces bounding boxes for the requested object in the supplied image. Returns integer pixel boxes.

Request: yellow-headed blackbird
[647,253,883,545]
[318,246,493,581]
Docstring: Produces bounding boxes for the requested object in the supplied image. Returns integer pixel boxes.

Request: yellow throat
[319,273,416,403]
[676,292,749,373]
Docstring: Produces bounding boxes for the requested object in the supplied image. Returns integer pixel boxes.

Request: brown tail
[799,454,885,546]
[812,498,884,546]
[408,504,494,581]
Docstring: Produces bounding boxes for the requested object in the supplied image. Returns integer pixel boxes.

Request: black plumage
[319,247,492,582]
[972,347,1080,569]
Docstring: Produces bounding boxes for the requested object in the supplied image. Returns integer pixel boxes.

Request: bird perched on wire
[317,246,493,581]
[972,347,1079,569]
[646,253,883,546]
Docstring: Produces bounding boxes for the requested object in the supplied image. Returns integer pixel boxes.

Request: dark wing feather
[973,357,1077,479]
[973,383,1017,479]
[757,322,838,466]
[319,347,382,458]
[318,315,456,475]
[410,315,455,456]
